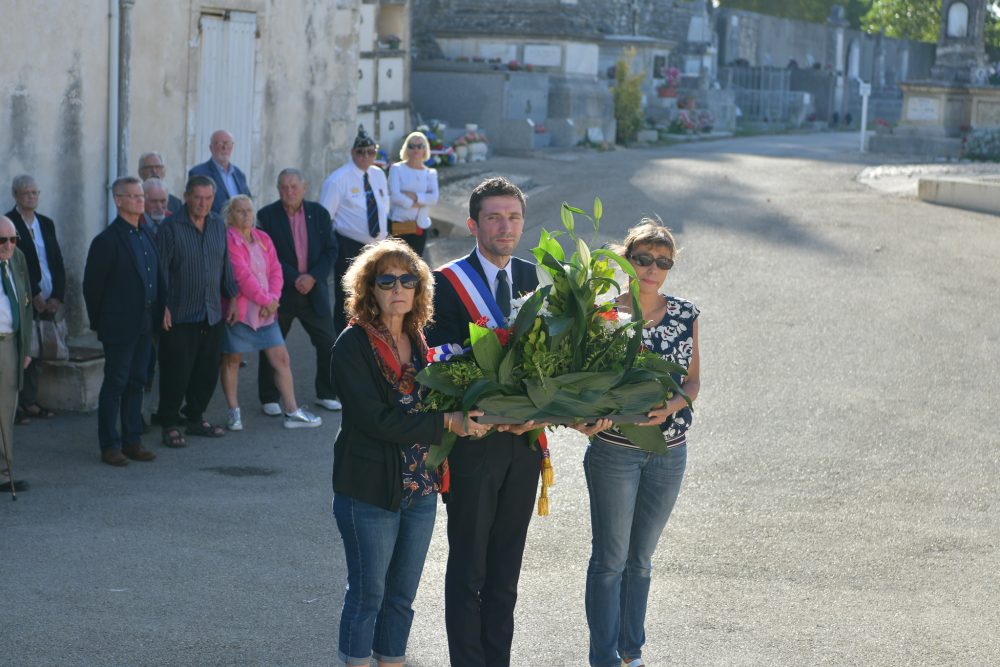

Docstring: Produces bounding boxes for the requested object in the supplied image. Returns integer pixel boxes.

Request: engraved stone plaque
[973,100,1000,127]
[524,44,562,67]
[906,96,942,122]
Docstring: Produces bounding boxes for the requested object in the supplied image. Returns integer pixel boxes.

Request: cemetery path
[4,132,998,666]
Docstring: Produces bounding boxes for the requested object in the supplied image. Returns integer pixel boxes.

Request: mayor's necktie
[496,268,511,320]
[2,261,20,333]
[364,172,380,238]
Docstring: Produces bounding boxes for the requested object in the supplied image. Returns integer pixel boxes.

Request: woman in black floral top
[576,219,701,667]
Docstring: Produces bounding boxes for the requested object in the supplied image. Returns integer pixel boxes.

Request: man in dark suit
[0,216,34,493]
[256,168,341,413]
[187,130,251,214]
[138,152,183,214]
[83,177,161,466]
[6,174,66,422]
[425,177,543,667]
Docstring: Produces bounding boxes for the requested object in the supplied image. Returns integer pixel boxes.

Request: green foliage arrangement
[417,198,690,468]
[613,47,645,145]
[963,128,1000,161]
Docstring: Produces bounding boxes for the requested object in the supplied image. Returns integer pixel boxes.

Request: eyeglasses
[375,274,419,290]
[0,236,17,245]
[17,190,40,197]
[627,252,674,270]
[406,143,425,150]
[355,148,378,156]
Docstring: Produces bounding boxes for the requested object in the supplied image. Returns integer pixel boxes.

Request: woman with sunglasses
[331,238,487,667]
[575,218,701,667]
[387,131,439,257]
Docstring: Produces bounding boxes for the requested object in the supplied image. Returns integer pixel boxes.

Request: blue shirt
[125,222,158,305]
[212,159,241,198]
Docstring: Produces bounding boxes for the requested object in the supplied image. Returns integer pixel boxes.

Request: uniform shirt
[0,260,17,333]
[319,162,390,245]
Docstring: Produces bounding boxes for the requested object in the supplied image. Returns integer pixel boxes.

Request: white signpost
[859,80,872,152]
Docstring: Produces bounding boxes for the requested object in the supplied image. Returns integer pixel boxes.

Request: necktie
[2,261,20,333]
[363,172,380,238]
[496,269,511,320]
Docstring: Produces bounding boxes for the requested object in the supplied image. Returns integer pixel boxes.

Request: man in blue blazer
[425,177,543,667]
[256,168,341,413]
[187,129,251,214]
[83,177,163,466]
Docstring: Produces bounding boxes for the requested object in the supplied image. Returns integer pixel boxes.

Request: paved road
[4,133,999,666]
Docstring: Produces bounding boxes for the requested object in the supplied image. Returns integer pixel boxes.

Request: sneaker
[227,407,243,431]
[261,402,282,417]
[316,398,343,411]
[621,659,646,667]
[284,408,322,429]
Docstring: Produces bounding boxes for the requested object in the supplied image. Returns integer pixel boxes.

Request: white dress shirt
[0,261,17,334]
[27,216,53,299]
[388,164,439,229]
[475,246,511,302]
[319,162,390,245]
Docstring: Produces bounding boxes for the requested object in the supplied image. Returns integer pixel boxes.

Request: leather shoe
[101,449,129,466]
[122,444,156,462]
[0,480,28,492]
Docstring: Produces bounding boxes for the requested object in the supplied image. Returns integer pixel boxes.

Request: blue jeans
[584,440,687,667]
[333,491,437,666]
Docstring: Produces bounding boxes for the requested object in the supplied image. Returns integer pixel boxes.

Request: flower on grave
[661,66,681,88]
[417,198,690,468]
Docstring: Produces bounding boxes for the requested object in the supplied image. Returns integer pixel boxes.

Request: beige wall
[2,0,363,334]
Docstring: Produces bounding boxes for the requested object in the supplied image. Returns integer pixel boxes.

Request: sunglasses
[627,252,674,270]
[0,236,17,245]
[406,143,425,150]
[375,274,419,290]
[355,148,378,156]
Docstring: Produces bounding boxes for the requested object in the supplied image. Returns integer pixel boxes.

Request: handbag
[29,313,69,361]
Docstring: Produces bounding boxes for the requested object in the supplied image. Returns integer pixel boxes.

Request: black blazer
[256,199,338,317]
[331,325,445,511]
[5,207,66,301]
[188,159,251,214]
[425,249,538,348]
[82,217,164,344]
[167,193,184,215]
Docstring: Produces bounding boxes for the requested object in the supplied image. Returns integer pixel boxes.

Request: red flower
[475,316,489,327]
[495,327,512,346]
[598,310,618,322]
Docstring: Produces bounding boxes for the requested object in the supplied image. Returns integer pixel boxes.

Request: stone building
[1,0,381,336]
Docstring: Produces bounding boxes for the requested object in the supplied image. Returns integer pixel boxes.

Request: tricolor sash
[438,258,506,329]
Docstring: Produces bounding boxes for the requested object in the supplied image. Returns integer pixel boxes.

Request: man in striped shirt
[154,175,238,448]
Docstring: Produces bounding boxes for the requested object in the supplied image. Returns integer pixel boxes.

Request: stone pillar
[931,0,988,83]
[828,5,849,122]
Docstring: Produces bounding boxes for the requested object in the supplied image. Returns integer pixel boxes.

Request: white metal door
[358,59,375,106]
[195,12,257,179]
[377,57,405,103]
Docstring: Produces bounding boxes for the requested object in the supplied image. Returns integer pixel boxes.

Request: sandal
[14,407,31,426]
[162,426,187,448]
[22,403,56,419]
[186,420,225,438]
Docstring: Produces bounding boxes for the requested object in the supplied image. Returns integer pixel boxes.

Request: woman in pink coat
[220,195,321,431]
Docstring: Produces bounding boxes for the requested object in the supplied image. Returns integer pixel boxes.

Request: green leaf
[497,347,518,387]
[462,376,504,410]
[563,204,586,215]
[592,249,638,281]
[476,394,544,421]
[616,424,668,454]
[593,197,603,228]
[416,364,465,396]
[425,431,457,468]
[511,286,550,343]
[470,327,503,375]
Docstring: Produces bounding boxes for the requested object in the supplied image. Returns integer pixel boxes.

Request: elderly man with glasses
[188,130,252,214]
[137,152,183,214]
[319,125,390,338]
[0,216,33,493]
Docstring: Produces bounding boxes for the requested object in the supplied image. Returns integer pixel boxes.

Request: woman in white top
[388,131,439,257]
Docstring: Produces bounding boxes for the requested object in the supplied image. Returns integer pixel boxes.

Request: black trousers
[444,432,542,667]
[156,320,223,427]
[98,326,152,451]
[390,230,427,257]
[257,291,337,404]
[333,233,367,334]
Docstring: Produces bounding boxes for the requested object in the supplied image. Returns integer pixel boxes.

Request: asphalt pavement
[3,132,999,666]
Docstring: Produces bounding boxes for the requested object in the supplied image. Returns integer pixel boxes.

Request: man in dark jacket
[187,130,251,214]
[256,168,340,413]
[83,177,162,466]
[6,174,65,422]
[425,177,543,667]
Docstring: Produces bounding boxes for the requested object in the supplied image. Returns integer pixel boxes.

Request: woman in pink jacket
[220,195,321,431]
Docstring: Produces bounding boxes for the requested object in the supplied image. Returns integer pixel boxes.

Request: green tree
[612,48,644,145]
[861,0,939,41]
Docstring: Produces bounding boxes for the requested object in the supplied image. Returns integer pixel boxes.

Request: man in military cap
[319,125,390,339]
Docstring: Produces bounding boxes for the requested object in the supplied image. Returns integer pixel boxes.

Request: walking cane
[0,412,16,501]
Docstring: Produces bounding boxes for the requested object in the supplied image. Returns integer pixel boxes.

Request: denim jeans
[584,439,687,667]
[333,491,437,666]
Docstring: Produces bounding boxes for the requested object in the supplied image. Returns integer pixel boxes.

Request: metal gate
[720,66,793,123]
